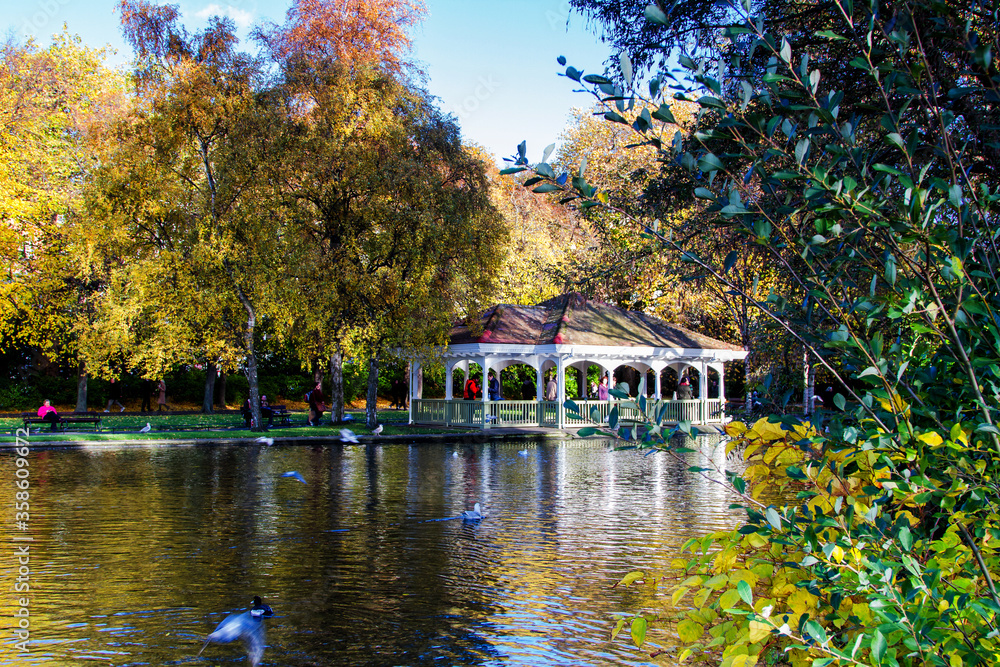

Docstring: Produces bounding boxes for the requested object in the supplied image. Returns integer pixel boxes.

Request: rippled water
[0,437,744,666]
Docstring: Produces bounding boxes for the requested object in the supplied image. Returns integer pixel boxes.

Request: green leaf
[532,184,561,194]
[871,629,887,662]
[604,111,628,124]
[499,167,527,175]
[563,399,579,414]
[723,250,738,274]
[834,393,846,411]
[630,616,647,647]
[694,187,716,199]
[766,506,782,530]
[644,4,670,25]
[582,74,612,85]
[898,525,913,552]
[541,142,556,164]
[576,427,598,437]
[698,153,724,173]
[780,38,792,63]
[737,579,753,606]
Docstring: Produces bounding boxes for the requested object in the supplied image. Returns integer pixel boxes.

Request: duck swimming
[461,503,484,521]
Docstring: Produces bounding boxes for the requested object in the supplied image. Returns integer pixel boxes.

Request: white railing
[412,398,728,429]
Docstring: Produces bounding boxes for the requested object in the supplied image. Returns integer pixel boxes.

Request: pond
[0,437,744,666]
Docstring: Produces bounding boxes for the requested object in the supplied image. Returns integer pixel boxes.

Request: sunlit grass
[0,409,474,442]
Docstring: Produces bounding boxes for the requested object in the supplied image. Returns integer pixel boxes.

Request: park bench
[267,405,292,426]
[238,404,293,429]
[22,412,102,432]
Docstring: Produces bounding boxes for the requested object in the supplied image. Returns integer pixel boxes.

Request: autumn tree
[258,0,426,75]
[0,34,129,409]
[91,0,293,427]
[266,52,506,428]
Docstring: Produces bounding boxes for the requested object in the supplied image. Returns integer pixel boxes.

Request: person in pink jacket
[37,399,60,431]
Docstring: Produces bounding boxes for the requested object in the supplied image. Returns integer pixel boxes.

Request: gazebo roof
[449,292,743,353]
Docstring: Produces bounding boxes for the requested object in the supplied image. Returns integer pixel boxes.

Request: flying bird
[339,429,359,443]
[281,471,306,484]
[461,503,484,521]
[372,424,383,436]
[197,596,273,667]
[139,423,151,433]
[254,436,274,445]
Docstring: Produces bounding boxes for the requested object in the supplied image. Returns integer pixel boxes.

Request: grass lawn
[0,409,471,442]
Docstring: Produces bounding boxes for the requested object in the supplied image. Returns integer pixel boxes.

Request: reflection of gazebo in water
[407,292,747,430]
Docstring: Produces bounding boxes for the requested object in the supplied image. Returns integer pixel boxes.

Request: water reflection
[0,437,744,666]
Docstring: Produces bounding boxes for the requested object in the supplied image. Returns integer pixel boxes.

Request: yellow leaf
[788,588,819,615]
[748,418,788,442]
[705,574,730,589]
[748,619,771,643]
[677,619,704,643]
[917,431,944,447]
[725,421,748,437]
[672,586,690,605]
[830,545,845,563]
[719,588,741,610]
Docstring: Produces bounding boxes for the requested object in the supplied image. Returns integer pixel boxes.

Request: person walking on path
[308,383,325,426]
[37,399,60,431]
[140,378,152,412]
[106,378,125,413]
[157,379,168,412]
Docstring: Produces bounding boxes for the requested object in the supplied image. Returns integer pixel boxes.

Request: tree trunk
[202,362,217,414]
[75,359,88,412]
[330,345,344,424]
[313,358,324,387]
[216,372,227,408]
[234,289,262,431]
[365,350,380,429]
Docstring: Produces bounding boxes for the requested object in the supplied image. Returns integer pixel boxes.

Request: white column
[481,356,489,430]
[655,368,662,399]
[718,363,727,421]
[699,360,708,423]
[536,362,545,401]
[445,361,455,400]
[557,356,566,429]
[408,361,415,425]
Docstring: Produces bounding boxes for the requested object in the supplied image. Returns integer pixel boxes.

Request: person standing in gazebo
[545,374,557,401]
[598,376,610,401]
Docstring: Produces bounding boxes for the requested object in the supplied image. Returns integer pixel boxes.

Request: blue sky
[4,0,613,163]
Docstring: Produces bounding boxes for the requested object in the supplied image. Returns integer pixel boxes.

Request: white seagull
[254,436,274,445]
[139,423,151,433]
[372,424,384,436]
[339,429,359,443]
[197,596,272,667]
[461,503,484,521]
[280,471,306,484]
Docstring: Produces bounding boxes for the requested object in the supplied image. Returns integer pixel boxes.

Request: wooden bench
[267,405,291,427]
[22,412,102,432]
[238,404,292,428]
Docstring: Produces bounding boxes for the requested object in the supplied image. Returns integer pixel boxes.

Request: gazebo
[407,292,747,430]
